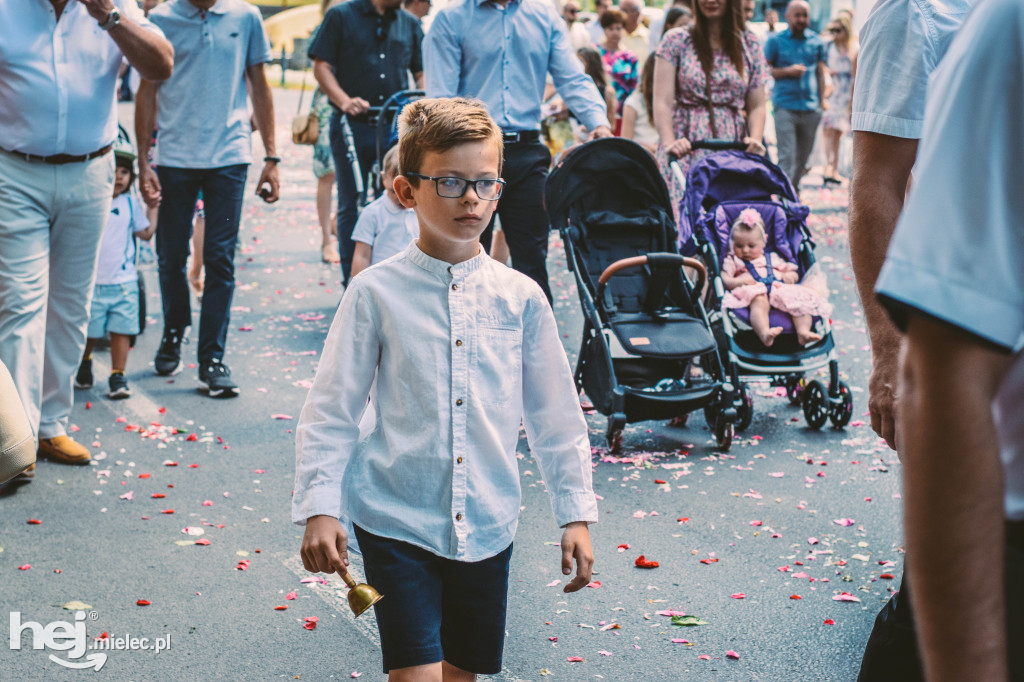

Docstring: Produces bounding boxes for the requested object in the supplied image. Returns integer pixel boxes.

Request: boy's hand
[560,521,594,593]
[300,515,349,575]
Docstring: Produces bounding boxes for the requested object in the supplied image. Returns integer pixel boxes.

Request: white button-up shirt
[293,242,598,561]
[0,0,162,156]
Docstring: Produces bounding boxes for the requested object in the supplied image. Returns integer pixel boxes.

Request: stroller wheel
[829,381,854,429]
[703,403,719,428]
[736,386,754,432]
[786,375,805,405]
[802,380,830,430]
[714,414,734,451]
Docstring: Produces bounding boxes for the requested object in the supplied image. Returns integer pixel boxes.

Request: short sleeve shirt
[350,195,419,266]
[875,0,1024,520]
[763,28,826,111]
[308,0,424,110]
[148,0,272,168]
[851,0,974,139]
[96,193,150,285]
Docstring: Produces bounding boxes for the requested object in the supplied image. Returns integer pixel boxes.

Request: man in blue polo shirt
[136,0,279,398]
[425,0,612,302]
[308,0,424,285]
[764,0,827,190]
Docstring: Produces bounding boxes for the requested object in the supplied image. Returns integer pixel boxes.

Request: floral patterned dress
[597,45,639,113]
[822,42,853,133]
[655,28,768,222]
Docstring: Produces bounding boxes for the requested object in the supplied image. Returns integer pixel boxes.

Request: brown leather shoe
[38,436,90,465]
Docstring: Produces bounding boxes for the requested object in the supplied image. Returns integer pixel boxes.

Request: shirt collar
[358,0,395,18]
[178,0,229,17]
[405,241,490,277]
[476,0,518,8]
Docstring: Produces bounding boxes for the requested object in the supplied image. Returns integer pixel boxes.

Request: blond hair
[381,145,400,179]
[397,98,504,180]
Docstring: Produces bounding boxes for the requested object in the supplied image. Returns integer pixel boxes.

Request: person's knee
[388,662,443,682]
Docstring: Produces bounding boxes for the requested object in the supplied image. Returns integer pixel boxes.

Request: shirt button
[456,513,463,521]
[457,457,463,464]
[380,53,385,59]
[456,398,463,406]
[455,339,462,346]
[380,74,385,79]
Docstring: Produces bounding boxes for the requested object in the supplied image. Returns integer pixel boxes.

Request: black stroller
[674,149,853,430]
[546,139,741,452]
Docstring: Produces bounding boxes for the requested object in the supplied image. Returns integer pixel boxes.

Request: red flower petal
[27,519,42,525]
[634,555,660,569]
[136,599,151,606]
[823,618,836,625]
[274,605,288,611]
[161,509,175,514]
[790,595,802,600]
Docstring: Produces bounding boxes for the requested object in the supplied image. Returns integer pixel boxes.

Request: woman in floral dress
[652,0,768,227]
[821,15,857,185]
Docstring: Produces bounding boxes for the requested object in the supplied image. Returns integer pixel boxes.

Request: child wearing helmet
[75,130,155,399]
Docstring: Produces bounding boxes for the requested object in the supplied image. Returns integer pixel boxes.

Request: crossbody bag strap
[296,67,309,114]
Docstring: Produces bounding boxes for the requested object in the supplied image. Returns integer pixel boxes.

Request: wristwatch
[99,7,121,31]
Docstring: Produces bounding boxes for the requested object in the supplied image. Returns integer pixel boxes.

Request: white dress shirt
[293,242,598,561]
[0,0,161,156]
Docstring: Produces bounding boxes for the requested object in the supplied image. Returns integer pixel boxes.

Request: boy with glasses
[295,97,597,680]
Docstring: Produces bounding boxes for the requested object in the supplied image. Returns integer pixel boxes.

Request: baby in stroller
[721,208,831,347]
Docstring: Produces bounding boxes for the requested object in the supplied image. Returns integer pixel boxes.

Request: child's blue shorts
[353,525,512,675]
[87,281,140,338]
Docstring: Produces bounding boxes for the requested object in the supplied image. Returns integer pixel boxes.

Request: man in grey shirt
[136,0,279,398]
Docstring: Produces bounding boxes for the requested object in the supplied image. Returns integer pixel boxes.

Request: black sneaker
[108,373,131,400]
[154,328,185,376]
[199,359,238,398]
[75,357,94,389]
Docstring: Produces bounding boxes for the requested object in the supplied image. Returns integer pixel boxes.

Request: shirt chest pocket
[471,326,522,408]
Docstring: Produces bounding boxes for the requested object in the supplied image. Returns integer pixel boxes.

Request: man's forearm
[901,319,1009,681]
[848,132,917,354]
[313,60,352,110]
[248,65,276,156]
[108,19,174,81]
[134,79,158,162]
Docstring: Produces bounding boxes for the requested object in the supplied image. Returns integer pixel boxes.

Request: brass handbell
[341,569,383,617]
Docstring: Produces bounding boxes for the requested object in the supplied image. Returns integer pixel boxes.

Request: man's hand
[587,125,614,140]
[560,521,594,593]
[869,351,900,450]
[138,165,161,208]
[77,0,116,22]
[300,515,349,574]
[340,96,371,117]
[787,63,808,78]
[255,162,280,203]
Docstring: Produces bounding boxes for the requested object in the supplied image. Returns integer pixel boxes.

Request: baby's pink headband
[738,208,762,228]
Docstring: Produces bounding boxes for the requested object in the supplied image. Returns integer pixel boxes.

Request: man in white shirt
[0,0,172,469]
[847,0,975,678]
[562,0,592,50]
[875,2,1024,679]
[587,0,612,44]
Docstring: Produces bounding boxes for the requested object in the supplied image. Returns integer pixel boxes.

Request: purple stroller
[672,149,853,430]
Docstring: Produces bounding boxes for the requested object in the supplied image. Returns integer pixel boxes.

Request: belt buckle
[502,131,520,144]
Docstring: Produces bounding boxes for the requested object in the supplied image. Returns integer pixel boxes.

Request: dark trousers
[330,112,376,285]
[858,521,1024,681]
[155,164,247,363]
[479,140,553,303]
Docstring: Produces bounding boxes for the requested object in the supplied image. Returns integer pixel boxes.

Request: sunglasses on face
[828,27,842,34]
[566,8,579,14]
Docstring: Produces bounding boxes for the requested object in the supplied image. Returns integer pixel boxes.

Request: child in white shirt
[75,137,154,399]
[350,145,419,278]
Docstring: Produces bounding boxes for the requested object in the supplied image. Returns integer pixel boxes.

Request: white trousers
[0,150,113,439]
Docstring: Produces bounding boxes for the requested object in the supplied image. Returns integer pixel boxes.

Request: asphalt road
[0,89,900,682]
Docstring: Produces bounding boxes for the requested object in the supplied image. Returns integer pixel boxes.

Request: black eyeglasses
[406,173,505,200]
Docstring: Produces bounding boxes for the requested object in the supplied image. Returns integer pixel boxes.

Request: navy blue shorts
[353,525,512,674]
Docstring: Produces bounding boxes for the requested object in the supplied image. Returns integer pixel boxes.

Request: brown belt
[3,144,113,165]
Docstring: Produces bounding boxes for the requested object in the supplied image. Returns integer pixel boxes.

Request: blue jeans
[330,112,376,284]
[155,165,247,363]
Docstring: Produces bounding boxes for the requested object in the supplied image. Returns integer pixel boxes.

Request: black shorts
[353,525,513,675]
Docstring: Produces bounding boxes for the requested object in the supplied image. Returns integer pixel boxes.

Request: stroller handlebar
[597,253,707,300]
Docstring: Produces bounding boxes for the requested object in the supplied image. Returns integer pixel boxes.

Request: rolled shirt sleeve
[876,0,1024,351]
[520,293,599,528]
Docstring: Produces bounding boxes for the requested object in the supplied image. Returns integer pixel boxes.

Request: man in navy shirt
[309,0,424,285]
[764,0,827,190]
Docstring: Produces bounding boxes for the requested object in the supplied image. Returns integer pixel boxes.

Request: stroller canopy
[680,151,804,245]
[546,138,673,232]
